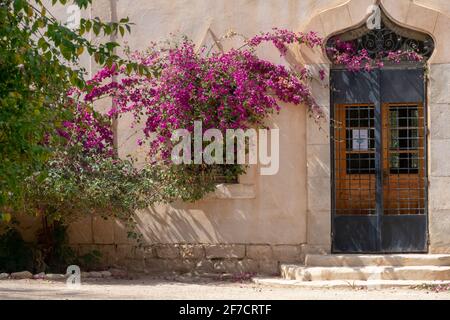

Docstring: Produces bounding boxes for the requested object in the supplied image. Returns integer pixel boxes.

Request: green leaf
[85,20,92,32]
[27,5,33,17]
[38,18,46,28]
[1,213,12,223]
[76,46,84,56]
[60,44,72,60]
[126,63,133,74]
[93,23,100,36]
[38,37,49,52]
[13,0,24,12]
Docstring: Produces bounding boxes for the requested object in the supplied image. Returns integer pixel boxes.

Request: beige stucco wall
[39,1,450,260]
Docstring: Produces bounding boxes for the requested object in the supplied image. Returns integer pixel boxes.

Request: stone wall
[71,243,306,275]
[429,63,450,253]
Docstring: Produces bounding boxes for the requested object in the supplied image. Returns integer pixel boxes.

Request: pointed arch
[297,0,450,64]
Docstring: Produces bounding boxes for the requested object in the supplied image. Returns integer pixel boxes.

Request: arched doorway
[328,10,435,253]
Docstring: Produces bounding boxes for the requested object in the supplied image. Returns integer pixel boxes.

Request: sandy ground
[0,277,449,300]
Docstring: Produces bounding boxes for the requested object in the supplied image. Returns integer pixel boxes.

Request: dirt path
[0,277,449,300]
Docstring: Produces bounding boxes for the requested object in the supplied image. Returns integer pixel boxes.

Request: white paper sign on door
[352,129,369,151]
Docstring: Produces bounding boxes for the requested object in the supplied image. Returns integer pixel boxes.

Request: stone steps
[253,278,450,289]
[305,254,450,267]
[278,254,450,282]
[281,265,450,281]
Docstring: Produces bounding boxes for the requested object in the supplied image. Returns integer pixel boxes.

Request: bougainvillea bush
[326,38,423,71]
[76,29,324,170]
[20,29,327,239]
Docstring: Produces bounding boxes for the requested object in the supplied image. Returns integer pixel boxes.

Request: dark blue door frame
[330,66,428,253]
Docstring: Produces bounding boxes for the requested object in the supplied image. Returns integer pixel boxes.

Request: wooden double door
[331,67,428,253]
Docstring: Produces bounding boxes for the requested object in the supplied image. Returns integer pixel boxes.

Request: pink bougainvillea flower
[68,29,326,160]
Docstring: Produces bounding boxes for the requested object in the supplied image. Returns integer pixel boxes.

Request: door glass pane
[345,106,375,174]
[334,105,376,215]
[389,152,419,174]
[384,104,426,215]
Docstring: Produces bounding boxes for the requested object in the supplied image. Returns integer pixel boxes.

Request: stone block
[406,3,438,33]
[101,271,112,278]
[430,64,450,103]
[45,274,66,280]
[429,178,450,210]
[194,259,215,273]
[96,244,116,266]
[381,0,410,23]
[205,245,245,259]
[116,244,134,260]
[246,245,273,260]
[299,18,327,64]
[430,104,450,140]
[143,246,156,259]
[320,4,352,36]
[92,216,115,244]
[272,245,302,263]
[307,144,331,178]
[67,216,92,244]
[155,244,180,259]
[429,209,450,253]
[258,260,279,275]
[236,259,259,273]
[0,273,9,280]
[308,177,331,211]
[108,268,128,278]
[10,271,33,279]
[212,260,238,273]
[77,244,97,256]
[125,258,146,273]
[113,219,133,245]
[307,113,330,145]
[145,258,196,274]
[347,0,375,24]
[431,140,450,177]
[15,214,40,243]
[144,258,167,273]
[169,259,197,273]
[307,210,331,246]
[87,271,102,278]
[430,14,450,64]
[309,66,330,106]
[133,246,144,259]
[179,245,204,259]
[301,244,330,255]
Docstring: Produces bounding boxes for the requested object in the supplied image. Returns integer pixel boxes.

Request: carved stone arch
[297,0,450,65]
